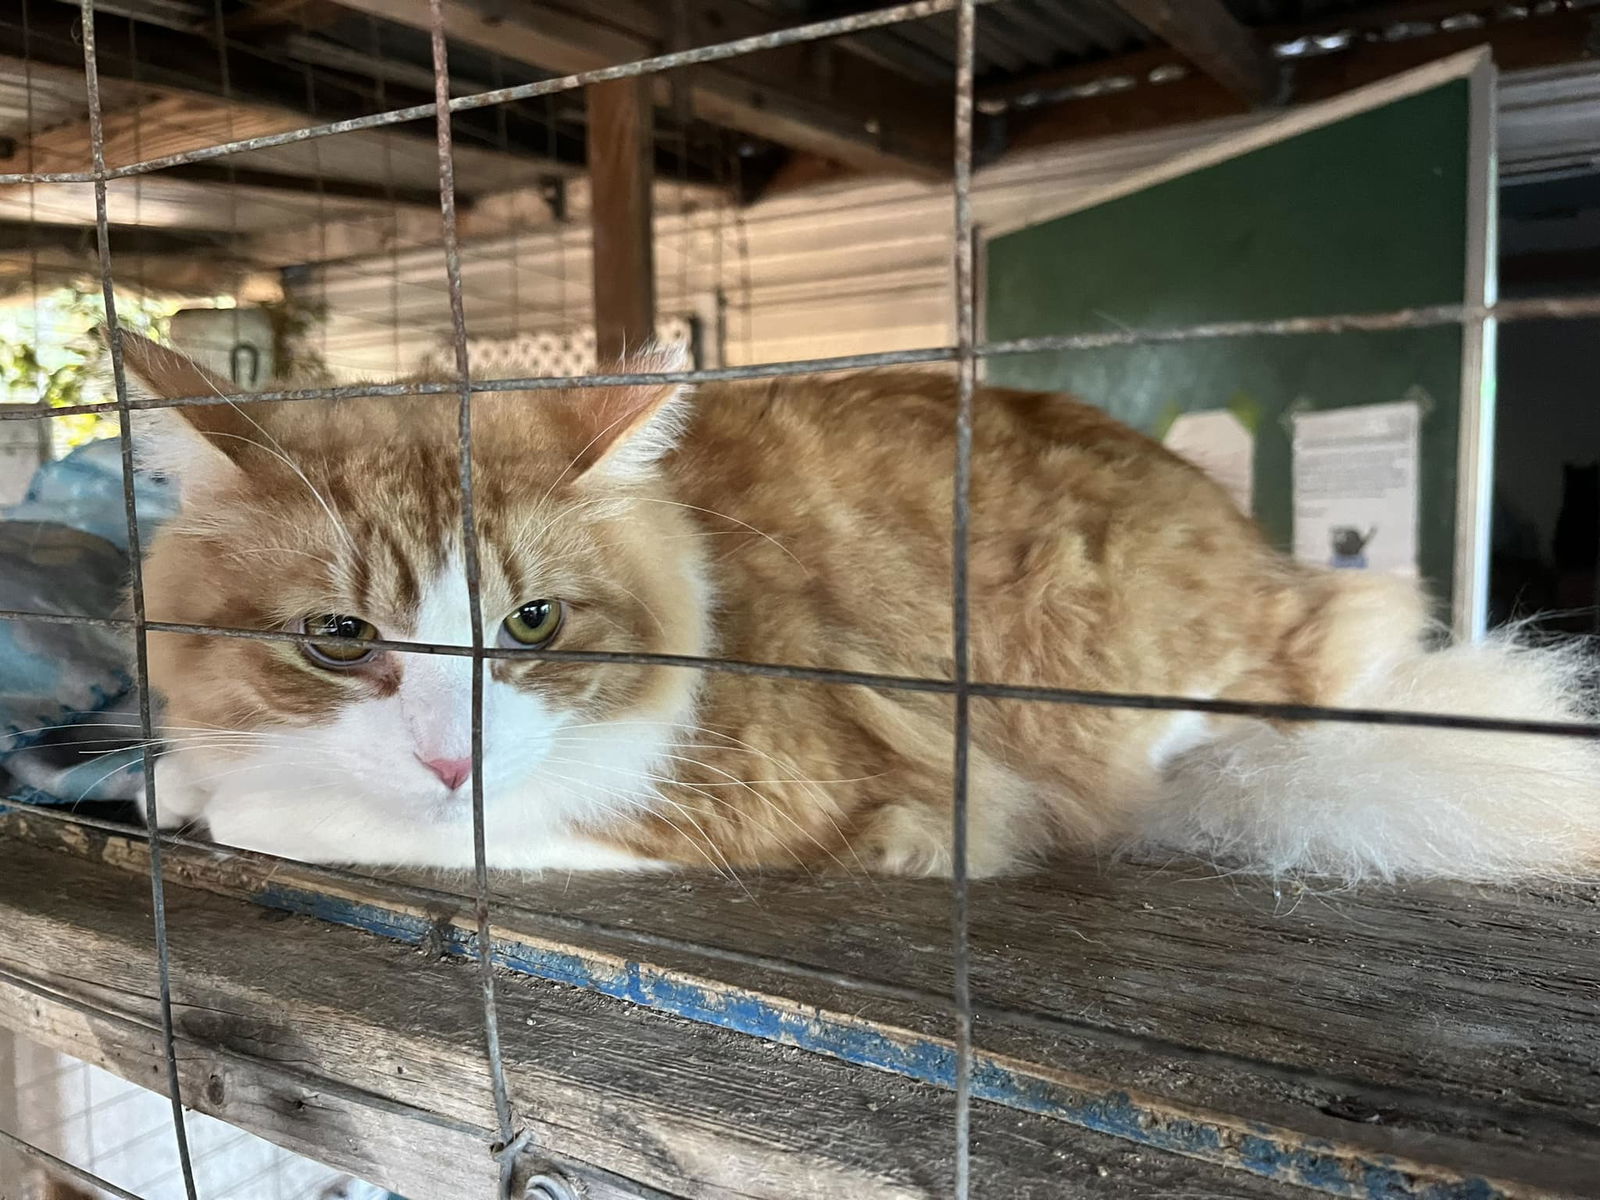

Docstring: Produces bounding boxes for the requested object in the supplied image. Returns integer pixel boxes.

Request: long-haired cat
[120,333,1599,881]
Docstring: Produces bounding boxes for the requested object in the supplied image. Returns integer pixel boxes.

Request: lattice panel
[418,317,697,379]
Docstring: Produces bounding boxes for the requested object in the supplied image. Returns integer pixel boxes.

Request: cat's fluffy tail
[1144,578,1600,883]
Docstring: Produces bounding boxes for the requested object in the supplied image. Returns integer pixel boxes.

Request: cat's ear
[571,341,693,482]
[114,331,257,496]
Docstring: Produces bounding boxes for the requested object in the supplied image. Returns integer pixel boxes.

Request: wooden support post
[587,77,656,365]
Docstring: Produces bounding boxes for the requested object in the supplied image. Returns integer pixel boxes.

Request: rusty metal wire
[6,293,1600,422]
[426,2,521,1189]
[2,1,1600,1196]
[1,607,1596,739]
[0,0,968,187]
[0,1126,148,1200]
[950,0,978,1192]
[77,2,198,1196]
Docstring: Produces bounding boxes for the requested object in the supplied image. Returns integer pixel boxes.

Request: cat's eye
[301,614,381,667]
[499,599,563,649]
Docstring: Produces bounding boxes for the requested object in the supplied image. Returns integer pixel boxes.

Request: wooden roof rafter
[323,0,962,178]
[1,2,588,179]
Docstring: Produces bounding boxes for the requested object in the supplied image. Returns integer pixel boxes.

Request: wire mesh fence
[0,1,1598,1198]
[0,1029,367,1200]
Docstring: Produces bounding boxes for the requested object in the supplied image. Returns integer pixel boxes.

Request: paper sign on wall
[1291,399,1421,576]
[1163,410,1254,514]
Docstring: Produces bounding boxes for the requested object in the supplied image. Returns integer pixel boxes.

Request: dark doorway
[1491,169,1600,633]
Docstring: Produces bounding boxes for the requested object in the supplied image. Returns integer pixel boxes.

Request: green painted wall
[985,81,1472,609]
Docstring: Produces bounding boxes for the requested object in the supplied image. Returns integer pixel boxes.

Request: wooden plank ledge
[2,806,1598,1197]
[0,816,1307,1199]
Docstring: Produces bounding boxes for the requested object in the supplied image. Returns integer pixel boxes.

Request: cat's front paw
[136,757,211,830]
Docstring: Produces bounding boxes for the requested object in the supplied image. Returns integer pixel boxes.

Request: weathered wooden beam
[2,88,461,208]
[241,173,721,270]
[0,4,580,169]
[0,826,1301,1200]
[1105,0,1279,106]
[331,0,648,75]
[241,182,552,266]
[662,0,954,177]
[158,161,448,209]
[326,0,954,177]
[0,220,228,256]
[0,245,283,303]
[588,77,655,364]
[0,217,279,301]
[8,804,1600,1197]
[0,89,308,178]
[227,0,350,34]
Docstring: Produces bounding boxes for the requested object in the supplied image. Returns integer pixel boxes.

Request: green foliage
[0,288,333,453]
[0,288,180,450]
[259,294,332,384]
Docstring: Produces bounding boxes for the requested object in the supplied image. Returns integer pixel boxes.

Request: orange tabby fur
[613,369,1423,874]
[121,334,1597,879]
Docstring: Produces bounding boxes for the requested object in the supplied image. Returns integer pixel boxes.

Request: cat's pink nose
[419,755,472,791]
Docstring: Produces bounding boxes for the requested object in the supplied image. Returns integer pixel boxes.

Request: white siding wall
[306,63,1600,380]
[0,1030,379,1200]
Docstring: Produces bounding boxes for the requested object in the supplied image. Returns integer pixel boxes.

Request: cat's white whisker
[220,545,341,572]
[538,745,836,879]
[529,763,741,885]
[3,719,250,740]
[627,496,810,573]
[166,757,346,787]
[189,368,361,557]
[532,402,658,510]
[202,430,358,555]
[628,769,829,880]
[505,494,609,562]
[646,753,856,874]
[570,573,668,635]
[70,757,155,804]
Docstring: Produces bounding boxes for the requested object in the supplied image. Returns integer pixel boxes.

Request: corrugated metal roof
[1224,0,1372,24]
[877,0,1151,81]
[757,0,1154,83]
[1,0,1592,252]
[765,0,1459,86]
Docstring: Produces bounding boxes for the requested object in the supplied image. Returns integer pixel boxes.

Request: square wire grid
[0,2,1598,1199]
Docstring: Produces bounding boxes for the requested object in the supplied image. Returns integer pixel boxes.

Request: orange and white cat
[122,333,1599,881]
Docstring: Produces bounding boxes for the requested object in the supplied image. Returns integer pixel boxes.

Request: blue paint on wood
[250,879,1504,1200]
